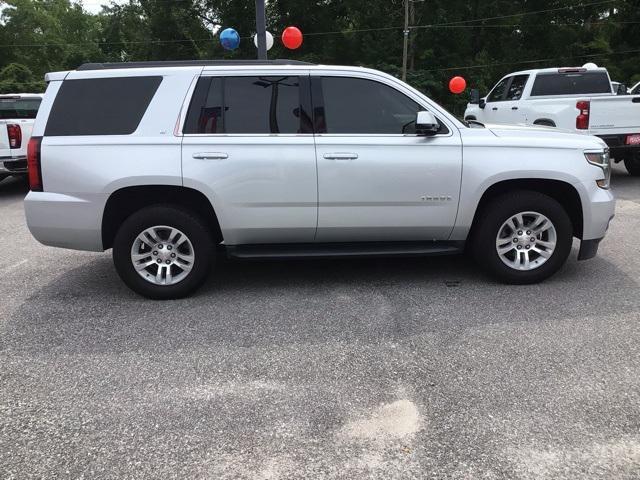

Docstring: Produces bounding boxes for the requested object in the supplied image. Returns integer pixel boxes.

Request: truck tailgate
[589,95,640,135]
[0,121,10,157]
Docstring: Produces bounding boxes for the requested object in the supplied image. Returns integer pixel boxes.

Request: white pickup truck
[0,94,43,182]
[464,67,640,176]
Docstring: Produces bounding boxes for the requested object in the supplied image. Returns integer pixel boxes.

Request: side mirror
[415,111,439,136]
[616,83,628,95]
[479,98,486,109]
[469,89,480,104]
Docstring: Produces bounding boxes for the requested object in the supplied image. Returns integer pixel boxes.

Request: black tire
[624,154,640,176]
[533,120,556,127]
[113,205,215,299]
[471,191,573,284]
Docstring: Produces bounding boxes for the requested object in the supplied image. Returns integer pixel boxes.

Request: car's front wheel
[113,205,215,299]
[624,153,640,176]
[472,191,573,284]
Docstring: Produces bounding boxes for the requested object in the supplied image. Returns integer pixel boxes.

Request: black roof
[77,60,314,71]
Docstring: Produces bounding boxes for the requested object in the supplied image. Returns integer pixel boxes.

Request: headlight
[585,149,611,189]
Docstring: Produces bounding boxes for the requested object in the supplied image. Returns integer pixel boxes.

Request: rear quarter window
[44,76,162,136]
[530,71,612,96]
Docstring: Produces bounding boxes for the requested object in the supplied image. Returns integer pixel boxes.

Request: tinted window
[45,77,161,136]
[184,76,307,134]
[0,97,41,119]
[531,71,612,96]
[320,77,438,134]
[506,75,529,100]
[631,84,640,95]
[487,77,509,102]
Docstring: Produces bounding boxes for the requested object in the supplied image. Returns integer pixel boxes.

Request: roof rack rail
[77,59,314,71]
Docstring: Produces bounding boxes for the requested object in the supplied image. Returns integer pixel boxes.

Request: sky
[75,0,128,14]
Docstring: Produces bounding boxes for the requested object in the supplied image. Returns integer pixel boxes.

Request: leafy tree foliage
[0,0,638,111]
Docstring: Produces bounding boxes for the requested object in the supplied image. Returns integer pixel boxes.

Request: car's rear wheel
[113,205,214,299]
[472,191,573,284]
[624,153,640,176]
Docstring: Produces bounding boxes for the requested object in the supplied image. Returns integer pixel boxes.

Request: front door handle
[512,106,519,110]
[192,152,228,160]
[492,107,498,111]
[323,153,358,160]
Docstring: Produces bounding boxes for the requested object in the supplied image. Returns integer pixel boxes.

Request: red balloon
[282,26,303,49]
[449,76,467,94]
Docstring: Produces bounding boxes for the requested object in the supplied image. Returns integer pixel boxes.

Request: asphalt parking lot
[1,165,639,479]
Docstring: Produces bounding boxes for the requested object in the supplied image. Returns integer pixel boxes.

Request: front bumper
[0,155,27,174]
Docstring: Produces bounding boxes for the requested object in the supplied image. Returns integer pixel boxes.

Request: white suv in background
[25,60,615,299]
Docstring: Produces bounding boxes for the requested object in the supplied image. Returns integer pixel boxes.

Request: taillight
[576,100,590,130]
[27,136,43,192]
[7,123,22,149]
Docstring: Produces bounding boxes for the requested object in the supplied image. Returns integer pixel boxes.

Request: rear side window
[45,76,162,136]
[530,71,612,96]
[0,97,41,119]
[183,76,308,134]
[505,75,529,100]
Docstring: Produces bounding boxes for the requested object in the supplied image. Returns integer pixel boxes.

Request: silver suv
[25,60,615,299]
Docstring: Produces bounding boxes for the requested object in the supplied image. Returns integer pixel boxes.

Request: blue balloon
[219,28,240,50]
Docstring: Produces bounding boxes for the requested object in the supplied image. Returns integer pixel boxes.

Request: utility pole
[255,0,267,60]
[402,0,409,81]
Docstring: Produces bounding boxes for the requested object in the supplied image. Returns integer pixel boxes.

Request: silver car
[25,60,615,299]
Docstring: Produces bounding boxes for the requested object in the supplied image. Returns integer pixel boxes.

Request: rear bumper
[597,134,640,159]
[24,191,105,252]
[0,155,27,173]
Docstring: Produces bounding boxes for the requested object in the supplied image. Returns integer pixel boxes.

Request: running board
[225,241,464,260]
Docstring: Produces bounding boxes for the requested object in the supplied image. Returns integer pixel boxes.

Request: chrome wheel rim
[130,225,195,286]
[495,211,557,271]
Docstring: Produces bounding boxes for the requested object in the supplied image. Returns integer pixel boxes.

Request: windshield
[0,97,42,120]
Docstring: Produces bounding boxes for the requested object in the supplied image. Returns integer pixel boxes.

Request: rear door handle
[192,152,228,160]
[492,107,498,111]
[323,153,358,160]
[512,106,519,110]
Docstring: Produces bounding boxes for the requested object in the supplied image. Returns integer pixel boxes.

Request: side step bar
[225,241,465,260]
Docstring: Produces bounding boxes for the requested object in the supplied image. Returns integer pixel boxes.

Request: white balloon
[253,31,274,51]
[582,62,599,70]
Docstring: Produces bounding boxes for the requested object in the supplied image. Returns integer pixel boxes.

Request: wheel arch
[102,185,223,250]
[533,118,556,127]
[469,179,583,240]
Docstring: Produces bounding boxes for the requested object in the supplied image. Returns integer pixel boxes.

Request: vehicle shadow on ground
[6,244,638,355]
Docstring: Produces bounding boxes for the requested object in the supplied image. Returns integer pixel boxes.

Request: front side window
[505,75,529,101]
[487,77,509,102]
[183,76,309,134]
[45,77,162,136]
[319,76,440,135]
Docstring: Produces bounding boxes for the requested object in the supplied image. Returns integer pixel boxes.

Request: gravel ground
[1,165,639,479]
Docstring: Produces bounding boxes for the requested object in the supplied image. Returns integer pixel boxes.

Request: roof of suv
[77,60,315,71]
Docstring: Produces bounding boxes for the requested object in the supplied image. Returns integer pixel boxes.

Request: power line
[2,20,639,48]
[423,47,640,73]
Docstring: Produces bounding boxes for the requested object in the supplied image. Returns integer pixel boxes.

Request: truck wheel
[624,154,640,176]
[113,205,214,299]
[472,191,573,284]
